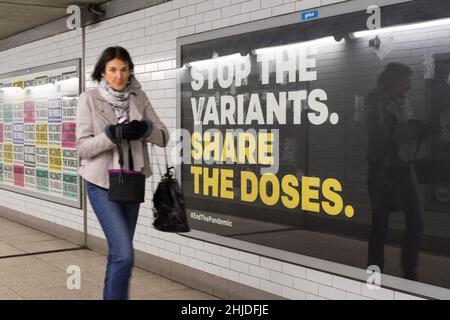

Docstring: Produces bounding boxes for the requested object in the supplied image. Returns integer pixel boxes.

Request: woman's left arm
[141,93,169,147]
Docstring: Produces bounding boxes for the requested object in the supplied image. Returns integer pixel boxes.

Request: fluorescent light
[254,36,342,55]
[186,53,247,68]
[183,36,342,68]
[351,17,450,39]
[0,87,24,100]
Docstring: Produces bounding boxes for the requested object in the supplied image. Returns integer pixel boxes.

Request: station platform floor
[0,216,217,300]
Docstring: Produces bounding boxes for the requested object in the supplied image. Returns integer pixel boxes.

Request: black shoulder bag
[152,130,190,233]
[108,124,146,203]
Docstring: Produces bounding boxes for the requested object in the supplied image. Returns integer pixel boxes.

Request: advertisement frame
[175,0,450,299]
[0,59,82,209]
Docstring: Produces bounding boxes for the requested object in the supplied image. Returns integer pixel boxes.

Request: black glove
[105,124,119,143]
[122,120,149,140]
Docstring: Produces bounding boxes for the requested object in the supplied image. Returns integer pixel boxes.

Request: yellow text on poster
[3,143,14,165]
[36,124,48,147]
[190,166,355,219]
[191,131,274,164]
[48,146,62,172]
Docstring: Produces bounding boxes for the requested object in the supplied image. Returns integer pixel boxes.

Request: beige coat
[76,87,168,189]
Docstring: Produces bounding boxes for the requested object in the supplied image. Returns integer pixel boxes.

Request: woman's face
[102,58,130,91]
[394,74,412,98]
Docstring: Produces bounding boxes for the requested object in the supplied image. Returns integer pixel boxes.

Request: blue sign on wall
[301,10,319,21]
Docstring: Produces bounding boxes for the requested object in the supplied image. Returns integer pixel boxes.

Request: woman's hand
[122,120,149,140]
[106,119,153,142]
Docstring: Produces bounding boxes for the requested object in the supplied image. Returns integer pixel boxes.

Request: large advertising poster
[0,60,80,207]
[179,0,450,289]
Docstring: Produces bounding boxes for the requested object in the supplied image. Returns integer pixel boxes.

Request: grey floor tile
[36,248,103,262]
[80,265,160,287]
[0,284,24,300]
[37,254,107,271]
[0,233,58,245]
[0,220,219,300]
[0,270,69,291]
[129,275,188,296]
[131,266,158,278]
[75,265,106,285]
[0,255,42,268]
[16,281,103,300]
[12,239,80,253]
[0,226,43,237]
[0,260,61,277]
[0,242,26,256]
[140,288,220,300]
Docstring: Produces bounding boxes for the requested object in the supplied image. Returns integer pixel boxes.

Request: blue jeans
[86,181,140,300]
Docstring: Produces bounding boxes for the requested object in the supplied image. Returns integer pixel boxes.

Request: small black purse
[152,130,190,233]
[414,157,450,184]
[108,125,146,203]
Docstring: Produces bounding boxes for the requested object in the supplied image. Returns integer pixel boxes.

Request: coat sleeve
[76,92,116,159]
[366,93,392,163]
[141,92,169,147]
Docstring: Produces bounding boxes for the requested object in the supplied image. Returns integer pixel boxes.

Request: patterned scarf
[98,75,141,123]
[386,97,412,123]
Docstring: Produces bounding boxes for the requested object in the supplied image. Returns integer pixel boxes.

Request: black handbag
[152,130,190,233]
[108,125,146,203]
[414,157,450,184]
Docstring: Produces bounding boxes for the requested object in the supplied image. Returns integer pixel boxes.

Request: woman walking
[76,46,168,299]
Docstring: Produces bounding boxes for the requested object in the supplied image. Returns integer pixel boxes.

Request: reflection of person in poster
[35,76,48,85]
[48,75,62,84]
[62,71,78,80]
[12,80,24,88]
[24,79,35,87]
[366,62,428,280]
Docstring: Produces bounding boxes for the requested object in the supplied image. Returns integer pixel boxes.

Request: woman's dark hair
[377,62,412,88]
[91,46,134,82]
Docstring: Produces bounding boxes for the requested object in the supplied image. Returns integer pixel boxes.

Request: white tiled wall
[0,29,84,232]
[0,0,429,299]
[0,29,82,74]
